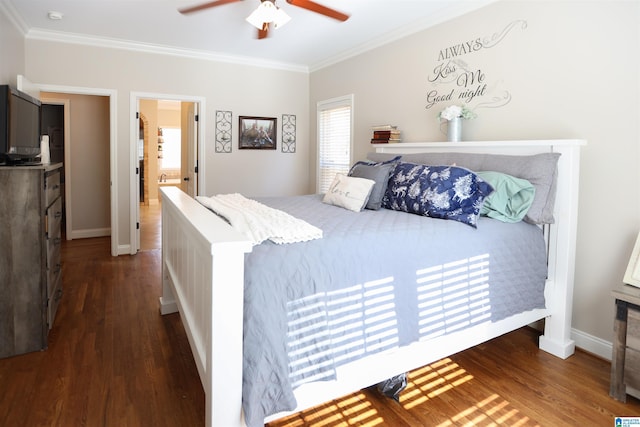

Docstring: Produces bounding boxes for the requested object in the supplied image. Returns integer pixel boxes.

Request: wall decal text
[426,20,527,112]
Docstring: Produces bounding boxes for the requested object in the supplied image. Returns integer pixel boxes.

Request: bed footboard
[159,187,252,427]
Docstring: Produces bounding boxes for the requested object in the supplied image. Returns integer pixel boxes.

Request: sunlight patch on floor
[273,392,384,427]
[273,357,538,427]
[432,392,537,427]
[402,358,474,409]
[400,359,538,427]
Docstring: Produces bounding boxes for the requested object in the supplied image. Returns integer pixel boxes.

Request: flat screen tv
[0,85,42,164]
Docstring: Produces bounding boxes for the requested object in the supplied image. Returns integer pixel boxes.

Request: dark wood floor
[1,231,639,426]
[140,202,162,251]
[268,327,640,426]
[0,237,204,427]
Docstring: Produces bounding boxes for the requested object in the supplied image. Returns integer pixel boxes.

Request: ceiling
[2,0,496,71]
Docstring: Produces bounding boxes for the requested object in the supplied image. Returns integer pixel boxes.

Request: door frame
[129,91,205,254]
[36,83,119,256]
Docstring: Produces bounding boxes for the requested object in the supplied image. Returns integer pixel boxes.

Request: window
[317,94,354,194]
[160,128,181,169]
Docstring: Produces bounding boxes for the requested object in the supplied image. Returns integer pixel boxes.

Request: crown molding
[309,0,500,72]
[25,28,309,74]
[0,0,29,35]
[8,0,498,74]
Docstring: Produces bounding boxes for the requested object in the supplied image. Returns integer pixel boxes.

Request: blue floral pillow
[382,162,494,227]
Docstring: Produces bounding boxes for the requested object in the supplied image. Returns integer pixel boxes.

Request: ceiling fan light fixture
[272,8,291,29]
[246,0,290,30]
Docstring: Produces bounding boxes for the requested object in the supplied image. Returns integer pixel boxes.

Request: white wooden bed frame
[159,139,585,427]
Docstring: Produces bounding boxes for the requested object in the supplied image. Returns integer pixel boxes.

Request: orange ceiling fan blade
[285,0,349,21]
[179,0,243,15]
[257,22,270,39]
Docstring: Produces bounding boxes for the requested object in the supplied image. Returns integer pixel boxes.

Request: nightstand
[610,284,640,402]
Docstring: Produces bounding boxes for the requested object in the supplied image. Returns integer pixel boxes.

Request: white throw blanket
[196,193,323,245]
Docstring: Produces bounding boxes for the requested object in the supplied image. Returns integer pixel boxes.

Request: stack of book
[370,125,401,144]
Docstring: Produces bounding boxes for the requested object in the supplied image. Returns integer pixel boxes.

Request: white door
[181,102,198,196]
[135,101,141,251]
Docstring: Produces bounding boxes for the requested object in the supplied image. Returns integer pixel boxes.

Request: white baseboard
[69,227,110,239]
[572,328,612,361]
[117,244,132,255]
[159,296,178,315]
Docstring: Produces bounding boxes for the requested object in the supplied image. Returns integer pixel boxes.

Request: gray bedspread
[240,194,547,426]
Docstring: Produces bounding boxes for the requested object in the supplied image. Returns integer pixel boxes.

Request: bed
[159,139,585,427]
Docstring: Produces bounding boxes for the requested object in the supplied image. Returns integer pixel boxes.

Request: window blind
[317,96,353,194]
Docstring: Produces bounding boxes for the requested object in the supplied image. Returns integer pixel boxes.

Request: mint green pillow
[478,171,535,223]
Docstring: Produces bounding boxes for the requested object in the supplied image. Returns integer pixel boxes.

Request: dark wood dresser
[0,163,63,358]
[611,283,640,402]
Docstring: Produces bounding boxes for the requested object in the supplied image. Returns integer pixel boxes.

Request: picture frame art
[281,114,296,153]
[239,116,277,150]
[215,110,232,153]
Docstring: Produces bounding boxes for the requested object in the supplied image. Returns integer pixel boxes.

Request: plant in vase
[437,105,476,142]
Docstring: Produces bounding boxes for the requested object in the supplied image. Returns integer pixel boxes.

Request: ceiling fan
[178,0,350,39]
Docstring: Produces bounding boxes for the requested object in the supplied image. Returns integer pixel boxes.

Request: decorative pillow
[322,174,375,212]
[382,162,494,228]
[348,156,400,210]
[477,171,535,223]
[368,151,560,224]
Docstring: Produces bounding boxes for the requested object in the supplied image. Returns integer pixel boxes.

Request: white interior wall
[0,3,24,84]
[24,43,310,249]
[309,0,640,352]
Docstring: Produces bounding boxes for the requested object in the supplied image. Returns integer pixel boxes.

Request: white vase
[447,117,462,142]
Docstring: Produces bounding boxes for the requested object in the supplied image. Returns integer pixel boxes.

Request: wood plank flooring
[140,202,161,251]
[1,222,639,426]
[0,236,204,427]
[268,326,640,427]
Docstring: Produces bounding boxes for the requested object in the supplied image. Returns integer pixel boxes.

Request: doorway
[40,92,111,246]
[131,93,204,253]
[36,83,119,256]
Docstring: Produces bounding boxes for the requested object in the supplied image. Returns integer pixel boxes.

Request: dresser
[610,283,640,402]
[0,163,63,358]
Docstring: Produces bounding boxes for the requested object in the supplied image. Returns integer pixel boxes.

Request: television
[0,85,42,164]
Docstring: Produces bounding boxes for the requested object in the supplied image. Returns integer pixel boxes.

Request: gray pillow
[367,151,561,224]
[348,161,397,210]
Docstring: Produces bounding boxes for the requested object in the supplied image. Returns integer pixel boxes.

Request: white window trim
[316,94,354,194]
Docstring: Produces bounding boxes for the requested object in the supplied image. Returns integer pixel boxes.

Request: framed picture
[239,116,277,150]
[624,232,640,288]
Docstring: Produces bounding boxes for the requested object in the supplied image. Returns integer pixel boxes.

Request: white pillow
[322,174,375,212]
